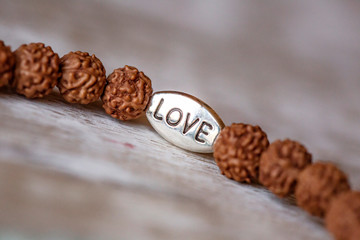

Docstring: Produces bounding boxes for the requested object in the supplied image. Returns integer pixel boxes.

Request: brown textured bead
[259,139,312,197]
[213,123,269,183]
[101,65,153,120]
[0,40,15,88]
[12,43,60,98]
[326,191,360,240]
[58,51,106,104]
[295,162,351,217]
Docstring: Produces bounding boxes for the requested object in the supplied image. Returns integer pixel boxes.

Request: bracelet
[1,40,359,240]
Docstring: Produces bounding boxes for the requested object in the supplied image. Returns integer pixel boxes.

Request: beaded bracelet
[0,40,359,240]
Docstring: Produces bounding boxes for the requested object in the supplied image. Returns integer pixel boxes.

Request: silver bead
[146,91,225,153]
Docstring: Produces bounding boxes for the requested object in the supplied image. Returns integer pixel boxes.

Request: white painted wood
[0,1,359,239]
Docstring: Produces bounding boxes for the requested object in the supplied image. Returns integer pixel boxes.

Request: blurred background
[0,0,359,239]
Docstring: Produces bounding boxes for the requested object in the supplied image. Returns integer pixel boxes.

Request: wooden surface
[1,1,360,239]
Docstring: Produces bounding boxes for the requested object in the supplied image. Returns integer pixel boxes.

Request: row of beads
[1,40,359,240]
[0,41,153,121]
[213,124,359,240]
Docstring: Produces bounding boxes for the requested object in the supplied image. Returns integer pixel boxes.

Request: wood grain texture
[0,0,360,239]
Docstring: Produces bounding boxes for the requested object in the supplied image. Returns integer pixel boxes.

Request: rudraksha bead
[326,191,360,240]
[0,40,15,88]
[295,162,350,217]
[13,43,60,98]
[259,139,312,197]
[102,65,153,120]
[58,51,106,104]
[213,123,269,183]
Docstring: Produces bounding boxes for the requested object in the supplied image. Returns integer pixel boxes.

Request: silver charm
[146,91,225,153]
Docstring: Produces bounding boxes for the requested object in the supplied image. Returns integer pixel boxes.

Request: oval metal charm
[146,91,225,153]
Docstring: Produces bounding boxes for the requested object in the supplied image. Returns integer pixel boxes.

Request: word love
[146,91,224,153]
